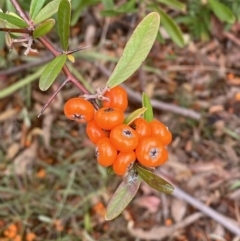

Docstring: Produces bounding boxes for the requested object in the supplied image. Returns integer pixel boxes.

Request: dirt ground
[0,5,240,241]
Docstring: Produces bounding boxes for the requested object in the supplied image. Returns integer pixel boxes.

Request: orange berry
[102,86,128,111]
[149,120,172,146]
[135,136,167,167]
[96,138,117,167]
[110,124,139,152]
[113,151,136,175]
[86,120,109,144]
[130,117,151,140]
[94,107,124,130]
[64,97,94,123]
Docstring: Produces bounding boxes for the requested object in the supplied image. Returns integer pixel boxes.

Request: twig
[223,31,240,48]
[8,0,98,115]
[0,55,53,76]
[158,170,240,237]
[10,0,34,29]
[0,28,31,34]
[38,78,70,117]
[97,64,201,120]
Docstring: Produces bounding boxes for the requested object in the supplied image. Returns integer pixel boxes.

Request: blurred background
[0,0,240,240]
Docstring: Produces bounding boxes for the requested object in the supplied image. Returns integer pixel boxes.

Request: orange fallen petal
[26,232,36,241]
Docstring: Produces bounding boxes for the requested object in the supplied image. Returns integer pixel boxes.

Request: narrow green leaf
[156,0,186,11]
[156,30,165,44]
[142,93,153,122]
[58,0,71,51]
[208,0,235,24]
[39,54,67,91]
[0,12,27,28]
[135,163,174,194]
[156,8,185,47]
[33,0,62,24]
[33,18,55,38]
[101,0,136,16]
[123,107,147,125]
[105,170,141,220]
[30,0,46,19]
[106,12,160,88]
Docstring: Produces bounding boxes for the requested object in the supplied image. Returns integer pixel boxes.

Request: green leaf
[33,18,55,38]
[106,12,160,88]
[156,30,165,44]
[142,93,153,122]
[101,0,136,16]
[135,163,174,194]
[208,0,235,24]
[105,170,141,220]
[33,0,62,24]
[123,107,147,125]
[58,0,71,51]
[0,12,27,28]
[30,0,46,19]
[156,8,185,47]
[71,0,99,26]
[39,54,67,91]
[102,0,114,9]
[156,0,186,11]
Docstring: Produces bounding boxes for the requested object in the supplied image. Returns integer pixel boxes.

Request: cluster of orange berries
[64,86,172,175]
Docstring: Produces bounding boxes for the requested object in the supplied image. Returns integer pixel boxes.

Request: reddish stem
[10,0,34,28]
[38,78,70,117]
[0,28,31,34]
[38,37,89,94]
[9,0,99,115]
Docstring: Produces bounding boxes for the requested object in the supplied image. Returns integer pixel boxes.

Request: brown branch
[157,170,240,237]
[0,55,53,76]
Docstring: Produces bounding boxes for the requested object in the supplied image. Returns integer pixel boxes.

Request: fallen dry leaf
[0,108,19,122]
[134,195,161,213]
[5,140,38,175]
[6,142,20,160]
[128,212,204,240]
[171,198,187,222]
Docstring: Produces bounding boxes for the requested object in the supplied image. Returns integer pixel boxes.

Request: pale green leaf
[33,0,62,24]
[33,19,55,38]
[39,54,66,91]
[30,0,46,19]
[157,8,185,47]
[208,0,235,24]
[106,12,160,88]
[0,12,27,28]
[156,0,186,11]
[124,107,147,125]
[142,93,153,122]
[105,170,141,220]
[58,0,71,51]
